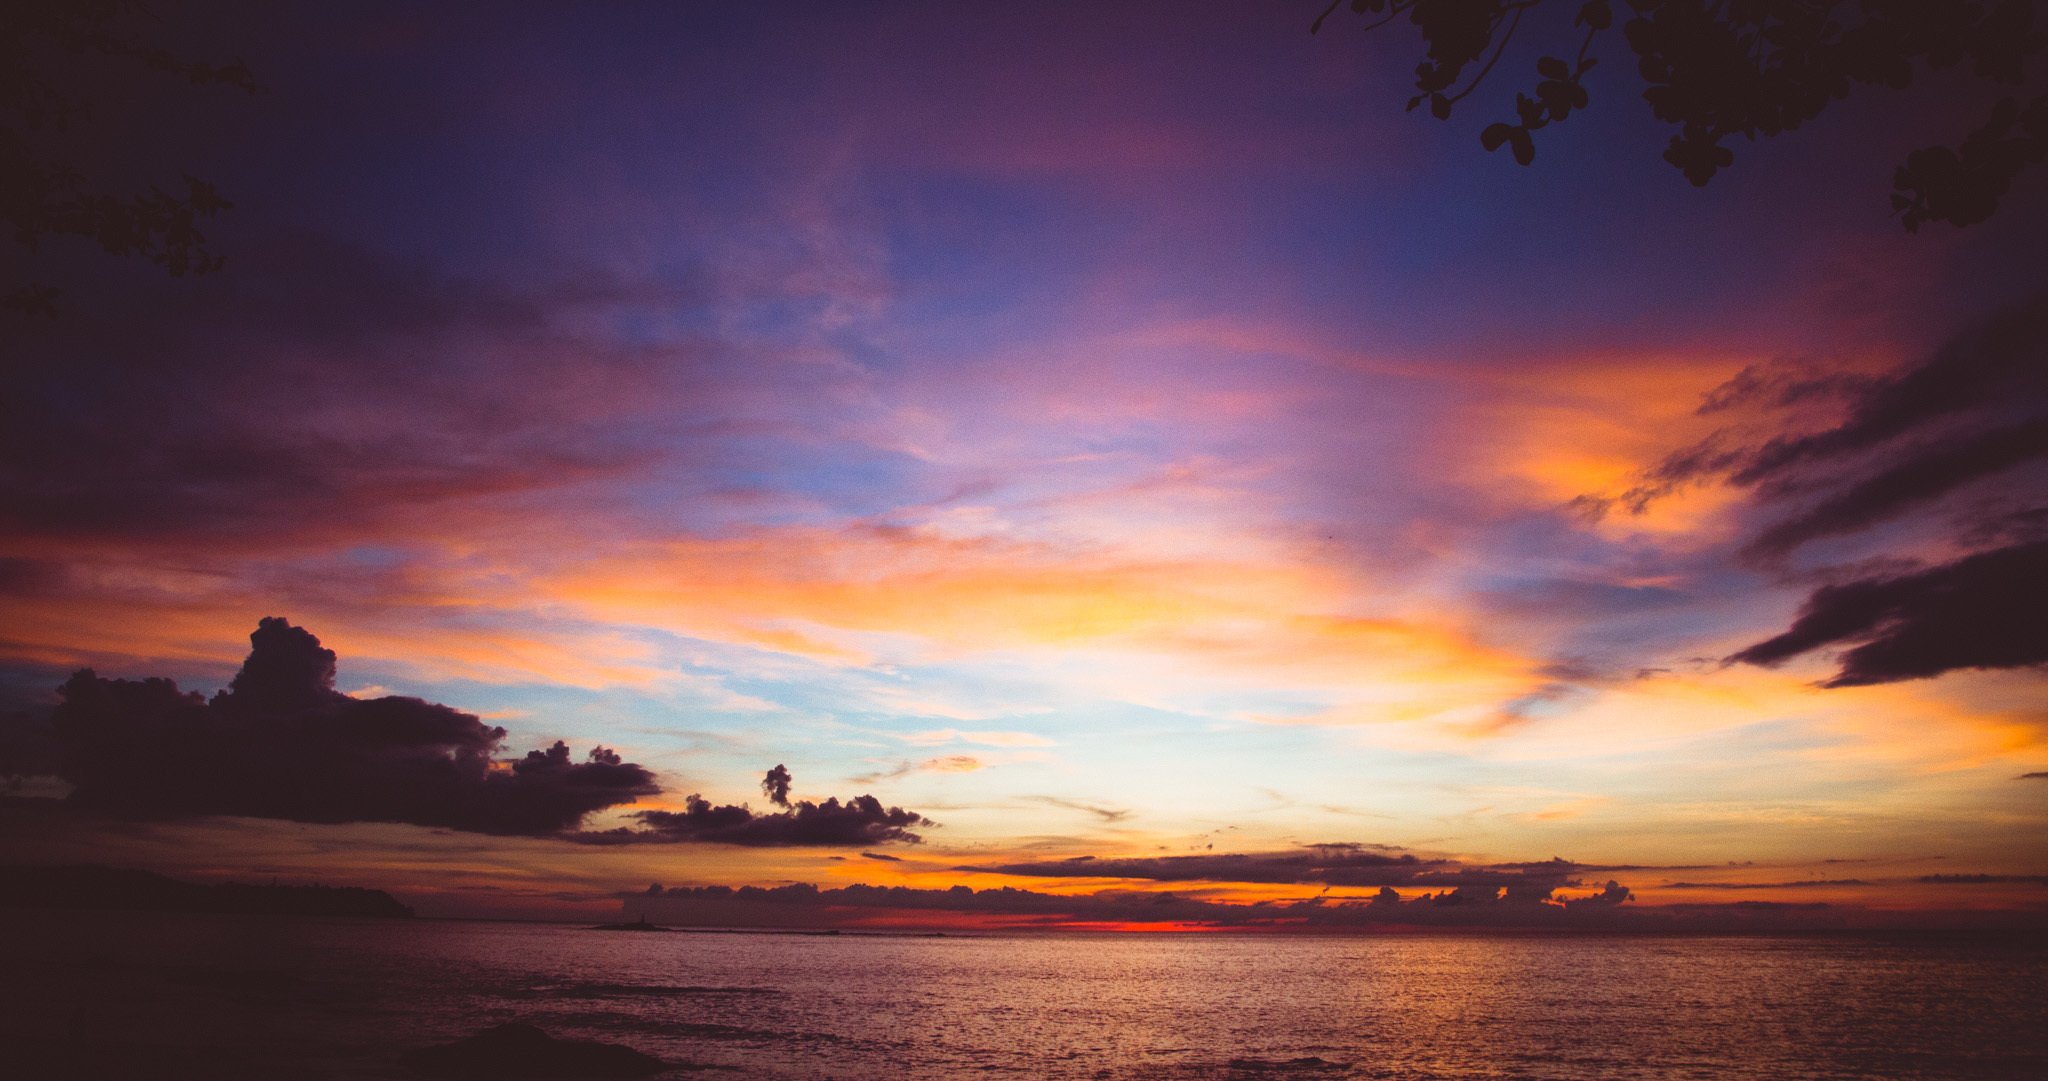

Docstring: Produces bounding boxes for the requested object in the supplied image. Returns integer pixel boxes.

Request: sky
[2,0,2045,929]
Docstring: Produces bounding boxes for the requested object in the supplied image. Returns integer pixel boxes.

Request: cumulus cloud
[762,764,792,807]
[1569,880,1633,906]
[574,765,932,847]
[12,618,658,835]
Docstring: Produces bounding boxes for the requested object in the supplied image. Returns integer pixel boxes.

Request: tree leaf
[1510,128,1536,165]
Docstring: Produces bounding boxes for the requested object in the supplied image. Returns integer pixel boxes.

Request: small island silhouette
[587,913,676,932]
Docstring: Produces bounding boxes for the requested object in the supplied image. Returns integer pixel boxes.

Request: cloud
[1726,540,2048,685]
[1588,295,2048,686]
[1570,880,1633,906]
[1728,298,2048,491]
[1660,879,1873,890]
[899,729,1055,748]
[538,521,1543,729]
[981,846,1594,892]
[1694,361,1879,416]
[761,764,792,807]
[1024,796,1131,822]
[611,875,2025,932]
[573,766,932,847]
[1626,296,2048,522]
[2020,771,2048,779]
[850,756,986,784]
[10,618,658,835]
[1,232,675,548]
[1917,874,2048,886]
[1742,418,2048,559]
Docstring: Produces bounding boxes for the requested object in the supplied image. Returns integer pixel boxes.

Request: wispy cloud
[849,756,987,785]
[1024,796,1131,823]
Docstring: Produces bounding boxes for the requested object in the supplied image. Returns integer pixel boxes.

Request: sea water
[2,909,2043,1079]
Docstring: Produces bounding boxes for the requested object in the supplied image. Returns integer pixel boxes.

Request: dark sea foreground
[1,909,2043,1080]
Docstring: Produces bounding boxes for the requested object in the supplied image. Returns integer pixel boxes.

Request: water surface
[2,910,2042,1079]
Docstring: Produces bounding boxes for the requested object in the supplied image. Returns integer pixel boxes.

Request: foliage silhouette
[1313,0,2048,230]
[2,1,255,314]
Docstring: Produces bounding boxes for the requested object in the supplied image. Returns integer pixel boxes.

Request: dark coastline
[0,864,415,920]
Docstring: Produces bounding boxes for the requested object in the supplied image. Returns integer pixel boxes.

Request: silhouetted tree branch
[2,1,255,314]
[1315,0,2047,230]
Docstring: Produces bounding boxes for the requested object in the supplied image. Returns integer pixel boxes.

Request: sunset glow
[3,0,2044,940]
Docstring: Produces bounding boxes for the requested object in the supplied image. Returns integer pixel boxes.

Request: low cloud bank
[985,847,1606,892]
[616,876,2026,933]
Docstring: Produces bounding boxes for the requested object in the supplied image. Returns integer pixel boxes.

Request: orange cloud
[1457,351,1756,533]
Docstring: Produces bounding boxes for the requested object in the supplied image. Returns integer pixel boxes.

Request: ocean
[2,909,2044,1079]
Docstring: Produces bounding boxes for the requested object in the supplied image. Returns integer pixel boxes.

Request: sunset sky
[3,0,2045,928]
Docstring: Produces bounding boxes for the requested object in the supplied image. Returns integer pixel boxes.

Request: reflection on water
[2,909,2044,1079]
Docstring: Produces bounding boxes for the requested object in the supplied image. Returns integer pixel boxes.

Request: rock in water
[404,1023,668,1078]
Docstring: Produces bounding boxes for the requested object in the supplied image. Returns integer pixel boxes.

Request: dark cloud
[761,764,792,807]
[7,618,658,835]
[1917,873,2048,886]
[1653,298,2048,533]
[861,851,902,862]
[2,232,677,548]
[1726,540,2048,685]
[1963,505,2048,548]
[1586,294,2048,686]
[1727,297,2048,489]
[1570,880,1633,906]
[1744,418,2048,559]
[2018,771,2048,779]
[1660,879,1873,889]
[573,766,931,848]
[983,846,1592,892]
[1695,360,1880,416]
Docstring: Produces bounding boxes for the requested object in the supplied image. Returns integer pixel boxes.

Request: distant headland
[0,864,414,919]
